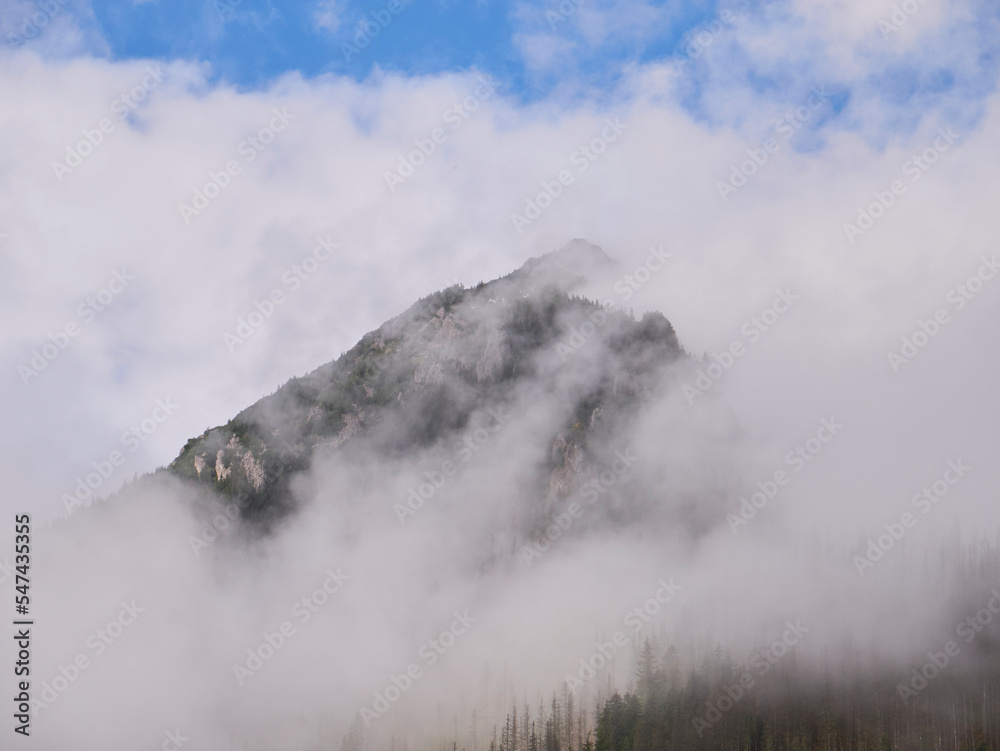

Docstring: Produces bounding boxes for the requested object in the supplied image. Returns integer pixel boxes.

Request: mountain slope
[167,240,684,526]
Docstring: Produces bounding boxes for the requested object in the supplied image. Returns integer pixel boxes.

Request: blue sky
[2,0,998,137]
[4,10,1000,749]
[93,0,516,88]
[80,0,729,100]
[3,9,1000,749]
[3,0,1000,522]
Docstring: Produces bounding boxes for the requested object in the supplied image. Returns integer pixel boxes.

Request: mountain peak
[167,241,679,527]
[526,238,613,270]
[515,239,615,292]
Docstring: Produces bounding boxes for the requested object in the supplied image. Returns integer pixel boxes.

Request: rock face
[168,240,684,525]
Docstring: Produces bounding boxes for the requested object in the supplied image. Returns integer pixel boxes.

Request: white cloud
[0,0,108,57]
[313,0,344,32]
[0,6,999,745]
[0,35,994,531]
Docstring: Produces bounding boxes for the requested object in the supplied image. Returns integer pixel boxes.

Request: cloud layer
[1,1,999,747]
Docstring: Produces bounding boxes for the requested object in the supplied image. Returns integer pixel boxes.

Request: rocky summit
[167,240,683,526]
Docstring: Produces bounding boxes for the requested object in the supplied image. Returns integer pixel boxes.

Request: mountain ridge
[166,240,682,526]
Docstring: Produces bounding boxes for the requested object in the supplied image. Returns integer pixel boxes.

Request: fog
[2,3,1000,746]
[5,241,998,749]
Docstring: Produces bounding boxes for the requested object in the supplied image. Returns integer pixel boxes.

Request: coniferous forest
[466,638,1000,751]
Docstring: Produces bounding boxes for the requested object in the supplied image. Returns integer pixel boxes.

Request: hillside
[167,241,683,526]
